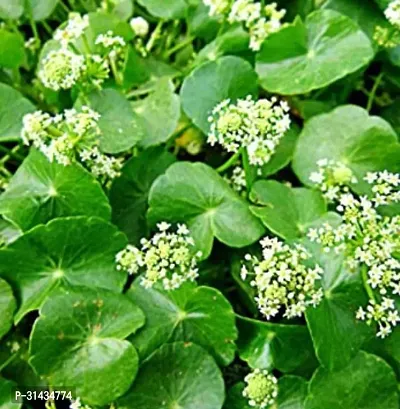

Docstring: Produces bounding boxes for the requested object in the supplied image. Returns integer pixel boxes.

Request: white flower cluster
[130,17,149,37]
[80,146,123,180]
[309,159,357,202]
[39,12,126,91]
[21,107,121,180]
[115,223,202,291]
[242,369,278,408]
[224,166,247,194]
[39,48,85,91]
[241,237,324,319]
[70,398,91,409]
[203,0,286,51]
[385,0,400,28]
[308,170,400,338]
[54,13,89,47]
[208,96,290,167]
[203,0,230,16]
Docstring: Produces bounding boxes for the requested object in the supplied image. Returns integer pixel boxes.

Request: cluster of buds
[309,159,357,202]
[204,0,286,51]
[116,223,202,291]
[224,166,247,195]
[242,369,278,408]
[208,96,290,167]
[374,0,400,48]
[21,107,121,180]
[39,13,127,91]
[308,170,400,338]
[241,237,323,320]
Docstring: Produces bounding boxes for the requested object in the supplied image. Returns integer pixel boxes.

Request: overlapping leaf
[0,279,16,339]
[0,217,127,322]
[148,161,265,258]
[128,281,237,365]
[29,287,144,405]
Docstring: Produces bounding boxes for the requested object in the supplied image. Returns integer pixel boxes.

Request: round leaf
[0,279,16,339]
[305,352,398,409]
[0,150,111,231]
[237,316,318,377]
[132,79,180,147]
[118,342,225,409]
[148,161,265,258]
[304,242,373,370]
[292,105,400,195]
[136,0,188,19]
[0,217,127,323]
[249,180,339,241]
[180,56,258,134]
[0,377,21,409]
[0,30,25,69]
[225,376,308,409]
[79,89,145,154]
[27,0,59,21]
[128,281,237,366]
[29,287,144,405]
[0,0,23,19]
[256,10,374,95]
[0,84,35,142]
[110,147,176,244]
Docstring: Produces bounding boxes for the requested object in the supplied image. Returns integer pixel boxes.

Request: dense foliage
[0,0,399,409]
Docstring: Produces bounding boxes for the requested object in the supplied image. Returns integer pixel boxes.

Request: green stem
[361,264,376,302]
[241,148,254,191]
[366,72,384,112]
[0,352,18,372]
[165,36,194,58]
[41,21,53,36]
[109,56,123,86]
[146,20,163,53]
[216,149,242,173]
[0,144,24,163]
[0,166,11,177]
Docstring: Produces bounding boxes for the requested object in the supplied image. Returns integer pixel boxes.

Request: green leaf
[0,30,25,69]
[27,0,59,21]
[136,0,188,19]
[118,342,225,409]
[0,279,16,339]
[128,281,237,366]
[0,0,24,19]
[304,243,373,370]
[195,26,250,65]
[0,218,21,247]
[292,105,400,195]
[0,150,111,231]
[322,0,388,48]
[305,352,398,409]
[180,56,258,134]
[225,376,308,409]
[250,180,339,241]
[260,124,300,177]
[237,316,318,377]
[78,89,145,154]
[256,10,374,95]
[0,377,21,409]
[132,79,180,147]
[29,287,144,406]
[110,147,176,244]
[0,216,127,323]
[148,162,265,258]
[0,84,35,142]
[381,98,400,135]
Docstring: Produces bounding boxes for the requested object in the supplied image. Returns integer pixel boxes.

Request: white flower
[228,0,261,26]
[95,30,126,49]
[116,224,200,291]
[79,146,123,180]
[242,237,323,319]
[38,48,84,91]
[242,369,278,409]
[203,0,230,16]
[130,17,149,37]
[70,398,81,409]
[54,13,89,46]
[385,0,400,28]
[208,96,291,166]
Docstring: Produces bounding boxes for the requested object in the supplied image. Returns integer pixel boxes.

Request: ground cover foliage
[0,0,399,409]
